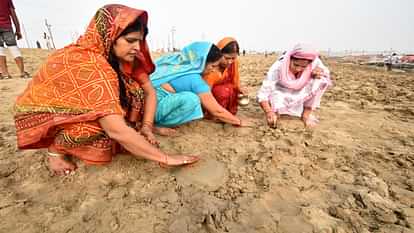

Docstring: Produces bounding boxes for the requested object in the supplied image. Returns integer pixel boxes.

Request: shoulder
[269,58,283,72]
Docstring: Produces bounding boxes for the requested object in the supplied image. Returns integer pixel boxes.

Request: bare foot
[48,155,76,176]
[153,127,177,136]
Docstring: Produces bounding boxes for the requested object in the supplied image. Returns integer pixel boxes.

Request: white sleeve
[312,58,330,77]
[257,60,281,102]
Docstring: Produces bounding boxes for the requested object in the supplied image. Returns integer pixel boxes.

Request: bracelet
[142,121,153,129]
[47,151,63,158]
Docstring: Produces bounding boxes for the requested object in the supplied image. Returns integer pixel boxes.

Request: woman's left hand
[140,125,159,146]
[312,67,324,79]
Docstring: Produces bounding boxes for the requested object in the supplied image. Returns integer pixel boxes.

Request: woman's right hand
[266,111,278,128]
[162,154,200,166]
[238,117,255,127]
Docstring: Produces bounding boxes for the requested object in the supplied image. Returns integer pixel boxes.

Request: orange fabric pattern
[14,4,154,164]
[203,37,241,115]
[216,37,240,91]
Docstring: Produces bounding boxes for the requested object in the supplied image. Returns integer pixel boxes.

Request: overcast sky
[13,0,414,53]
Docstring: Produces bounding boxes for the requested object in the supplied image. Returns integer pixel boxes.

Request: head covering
[278,43,319,90]
[77,4,155,81]
[212,37,241,90]
[150,41,213,87]
[16,4,154,114]
[14,4,154,149]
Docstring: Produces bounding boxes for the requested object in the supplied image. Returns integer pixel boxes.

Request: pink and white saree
[257,44,332,117]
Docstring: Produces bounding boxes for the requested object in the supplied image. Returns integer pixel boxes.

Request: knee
[213,86,233,99]
[8,46,22,59]
[181,92,200,107]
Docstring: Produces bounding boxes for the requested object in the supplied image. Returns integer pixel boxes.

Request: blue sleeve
[190,75,210,94]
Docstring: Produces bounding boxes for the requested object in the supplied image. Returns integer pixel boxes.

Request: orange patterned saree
[14,4,154,165]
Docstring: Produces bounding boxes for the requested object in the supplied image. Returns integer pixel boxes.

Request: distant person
[0,0,30,79]
[14,4,198,176]
[35,40,41,49]
[203,37,248,115]
[150,41,252,128]
[242,49,246,56]
[257,44,332,128]
[385,52,398,71]
[43,32,52,50]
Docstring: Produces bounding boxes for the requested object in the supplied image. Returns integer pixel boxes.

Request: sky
[12,0,414,53]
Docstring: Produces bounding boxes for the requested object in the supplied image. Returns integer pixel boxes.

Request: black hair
[108,17,147,109]
[221,41,239,55]
[291,56,313,63]
[206,44,222,63]
[119,17,148,38]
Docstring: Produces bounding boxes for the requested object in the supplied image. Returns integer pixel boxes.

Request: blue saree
[150,42,213,127]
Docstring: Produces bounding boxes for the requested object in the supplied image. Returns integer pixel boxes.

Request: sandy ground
[0,49,413,233]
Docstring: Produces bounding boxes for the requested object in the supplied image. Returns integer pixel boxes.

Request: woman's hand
[266,111,278,128]
[312,67,324,79]
[140,124,159,146]
[238,117,255,127]
[161,154,200,166]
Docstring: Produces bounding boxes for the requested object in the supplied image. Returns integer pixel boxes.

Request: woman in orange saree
[203,37,246,115]
[14,4,198,175]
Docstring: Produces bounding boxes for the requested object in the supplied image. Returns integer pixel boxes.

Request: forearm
[199,92,241,125]
[211,109,241,125]
[10,10,21,32]
[111,125,167,163]
[100,115,167,163]
[142,93,157,125]
[259,101,273,113]
[140,82,157,126]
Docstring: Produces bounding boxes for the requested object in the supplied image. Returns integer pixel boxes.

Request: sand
[0,49,413,233]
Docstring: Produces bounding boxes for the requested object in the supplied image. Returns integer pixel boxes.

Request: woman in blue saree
[151,42,249,128]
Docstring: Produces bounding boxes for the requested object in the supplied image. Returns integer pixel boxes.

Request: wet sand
[0,49,413,233]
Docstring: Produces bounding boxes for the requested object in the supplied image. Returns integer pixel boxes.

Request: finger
[55,170,64,176]
[148,138,157,145]
[185,156,199,164]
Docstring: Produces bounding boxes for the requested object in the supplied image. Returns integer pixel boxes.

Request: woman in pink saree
[257,44,332,127]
